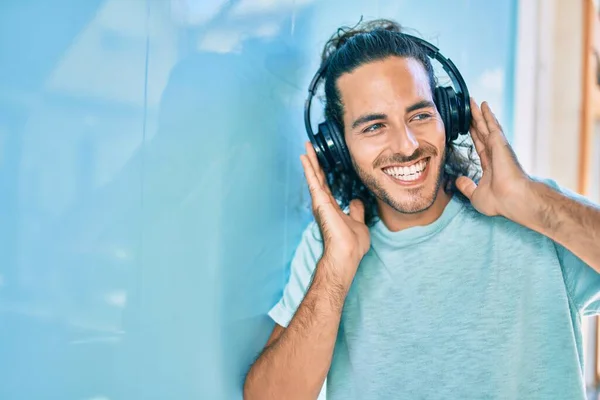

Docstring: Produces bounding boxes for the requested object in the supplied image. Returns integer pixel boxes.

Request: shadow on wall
[0,1,314,398]
[0,0,520,398]
[116,12,314,399]
[127,33,311,400]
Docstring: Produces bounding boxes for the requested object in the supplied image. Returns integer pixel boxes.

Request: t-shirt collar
[371,195,465,247]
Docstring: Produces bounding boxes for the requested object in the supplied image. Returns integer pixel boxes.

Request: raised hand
[300,142,370,279]
[456,99,532,218]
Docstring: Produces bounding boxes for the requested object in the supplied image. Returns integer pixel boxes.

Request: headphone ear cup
[435,86,461,142]
[314,121,336,171]
[326,120,352,171]
[317,120,352,172]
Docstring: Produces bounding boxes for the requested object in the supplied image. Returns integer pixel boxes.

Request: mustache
[373,143,439,168]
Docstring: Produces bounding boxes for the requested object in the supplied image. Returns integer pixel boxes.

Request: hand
[300,142,370,274]
[455,99,532,218]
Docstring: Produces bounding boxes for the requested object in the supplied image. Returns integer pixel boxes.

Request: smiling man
[243,19,600,400]
[340,55,451,227]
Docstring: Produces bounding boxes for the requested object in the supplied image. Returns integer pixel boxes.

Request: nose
[389,124,419,156]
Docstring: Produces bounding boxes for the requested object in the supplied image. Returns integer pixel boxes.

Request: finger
[469,122,489,171]
[300,154,318,191]
[455,176,477,200]
[348,199,365,223]
[305,142,335,197]
[480,103,512,161]
[305,142,333,195]
[470,125,485,155]
[469,98,490,141]
[300,154,331,205]
[469,99,489,166]
[481,102,505,139]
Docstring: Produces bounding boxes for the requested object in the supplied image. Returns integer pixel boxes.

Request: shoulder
[300,220,323,249]
[455,175,596,258]
[290,220,324,273]
[457,175,580,229]
[530,176,594,205]
[456,196,550,248]
[267,221,324,327]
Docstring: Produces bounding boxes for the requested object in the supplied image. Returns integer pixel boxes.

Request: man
[243,19,600,399]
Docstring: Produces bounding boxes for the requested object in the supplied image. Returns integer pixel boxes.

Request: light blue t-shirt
[268,180,600,399]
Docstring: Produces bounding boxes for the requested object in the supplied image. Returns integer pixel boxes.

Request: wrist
[315,253,358,293]
[502,179,545,229]
[322,246,363,268]
[500,177,536,222]
[310,269,347,312]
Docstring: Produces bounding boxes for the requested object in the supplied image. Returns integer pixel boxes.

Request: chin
[375,157,444,214]
[386,186,439,214]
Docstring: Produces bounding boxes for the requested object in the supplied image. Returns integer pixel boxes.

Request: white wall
[513,0,583,192]
[513,0,598,389]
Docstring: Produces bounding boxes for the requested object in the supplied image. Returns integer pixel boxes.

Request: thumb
[456,176,477,200]
[348,199,365,224]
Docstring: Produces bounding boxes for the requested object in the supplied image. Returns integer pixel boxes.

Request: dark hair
[319,18,480,226]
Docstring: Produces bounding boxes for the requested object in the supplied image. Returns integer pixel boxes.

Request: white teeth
[382,159,427,181]
[395,170,422,181]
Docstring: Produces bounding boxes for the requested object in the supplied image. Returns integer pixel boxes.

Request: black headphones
[304,33,471,172]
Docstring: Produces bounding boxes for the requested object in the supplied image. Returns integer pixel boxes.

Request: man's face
[337,56,447,214]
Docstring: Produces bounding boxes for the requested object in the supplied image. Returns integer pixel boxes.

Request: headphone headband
[304,32,471,172]
[304,60,329,142]
[403,34,471,132]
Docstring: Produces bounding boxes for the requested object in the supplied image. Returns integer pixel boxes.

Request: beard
[351,143,446,214]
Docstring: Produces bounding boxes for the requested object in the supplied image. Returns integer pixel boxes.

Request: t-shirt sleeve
[268,221,324,327]
[541,178,600,315]
[555,241,600,315]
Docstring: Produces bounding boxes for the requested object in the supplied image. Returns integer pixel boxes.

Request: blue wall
[0,1,516,398]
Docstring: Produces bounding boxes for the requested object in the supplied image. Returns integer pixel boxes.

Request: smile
[382,158,430,183]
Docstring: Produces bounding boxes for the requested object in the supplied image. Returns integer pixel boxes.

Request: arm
[244,255,356,400]
[506,180,600,272]
[456,98,600,271]
[244,142,370,399]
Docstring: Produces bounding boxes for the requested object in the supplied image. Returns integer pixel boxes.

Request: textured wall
[0,1,516,398]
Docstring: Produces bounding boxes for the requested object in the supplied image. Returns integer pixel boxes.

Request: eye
[363,123,384,133]
[411,113,432,122]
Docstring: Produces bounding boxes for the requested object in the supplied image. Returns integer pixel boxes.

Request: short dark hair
[319,18,480,226]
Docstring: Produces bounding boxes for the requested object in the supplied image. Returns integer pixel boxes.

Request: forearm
[509,180,600,272]
[244,257,354,400]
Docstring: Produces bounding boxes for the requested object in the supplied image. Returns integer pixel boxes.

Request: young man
[244,19,600,399]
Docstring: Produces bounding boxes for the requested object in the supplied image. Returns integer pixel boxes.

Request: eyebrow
[406,100,436,114]
[351,113,387,130]
[350,100,436,130]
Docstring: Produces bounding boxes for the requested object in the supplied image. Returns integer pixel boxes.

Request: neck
[376,186,452,232]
